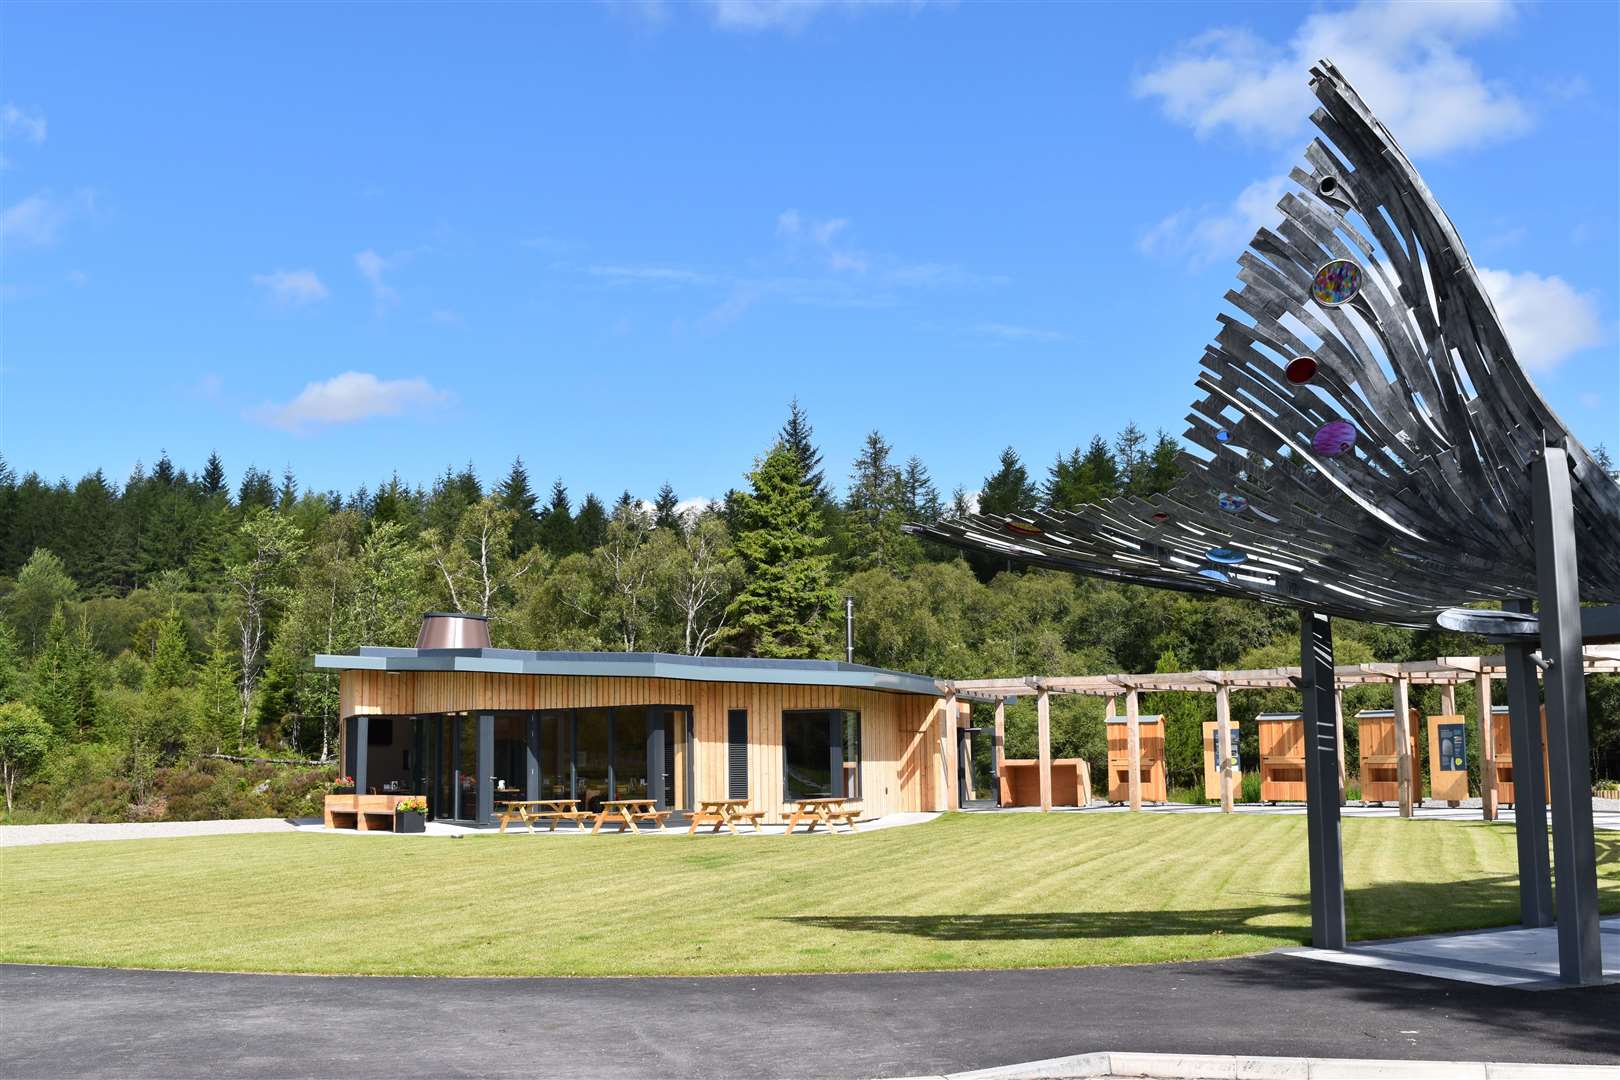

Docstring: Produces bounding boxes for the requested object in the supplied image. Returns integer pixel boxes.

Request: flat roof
[313,647,943,697]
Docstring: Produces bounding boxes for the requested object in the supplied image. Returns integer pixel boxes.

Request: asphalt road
[2,956,1617,1079]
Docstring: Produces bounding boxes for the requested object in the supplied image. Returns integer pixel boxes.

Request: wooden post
[1126,688,1142,812]
[1215,685,1234,814]
[943,691,959,812]
[1036,687,1053,813]
[993,698,1006,805]
[1334,688,1346,805]
[1478,673,1497,821]
[1395,676,1413,818]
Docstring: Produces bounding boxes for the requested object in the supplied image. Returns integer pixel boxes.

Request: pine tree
[537,480,578,557]
[496,458,541,553]
[147,609,192,692]
[653,482,683,533]
[1144,430,1183,496]
[29,610,102,740]
[1115,422,1151,496]
[778,397,828,503]
[424,463,482,537]
[844,430,917,572]
[277,466,299,510]
[575,494,609,552]
[979,447,1039,517]
[200,452,228,498]
[1043,447,1086,512]
[152,452,177,487]
[238,466,275,511]
[1076,434,1121,502]
[193,629,240,756]
[899,456,941,522]
[0,621,22,704]
[725,442,838,658]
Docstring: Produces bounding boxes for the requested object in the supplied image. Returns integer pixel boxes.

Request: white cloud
[1134,1,1531,156]
[253,372,453,432]
[1,104,47,143]
[1,189,92,248]
[975,322,1067,344]
[355,249,397,306]
[1477,267,1603,372]
[705,0,926,33]
[431,308,463,326]
[777,207,868,272]
[1139,176,1289,266]
[589,264,713,285]
[252,268,329,306]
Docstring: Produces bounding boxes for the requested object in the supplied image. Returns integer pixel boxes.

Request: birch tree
[225,510,305,750]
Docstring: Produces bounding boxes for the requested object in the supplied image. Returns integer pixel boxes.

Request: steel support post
[352,716,368,797]
[1531,445,1603,985]
[1300,610,1346,950]
[1503,596,1553,928]
[477,713,495,825]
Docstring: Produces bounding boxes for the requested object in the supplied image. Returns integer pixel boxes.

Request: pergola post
[1036,686,1053,812]
[1125,688,1142,812]
[1504,597,1554,929]
[1215,685,1234,814]
[992,698,1007,807]
[1440,684,1457,716]
[1333,688,1346,805]
[1394,675,1414,818]
[1301,609,1346,950]
[1477,673,1497,822]
[1531,444,1603,985]
[943,691,960,811]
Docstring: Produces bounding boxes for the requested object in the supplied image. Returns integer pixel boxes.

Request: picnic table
[496,798,592,833]
[687,799,767,835]
[783,797,861,835]
[592,798,672,835]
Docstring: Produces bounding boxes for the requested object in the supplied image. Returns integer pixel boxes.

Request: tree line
[1,400,1614,822]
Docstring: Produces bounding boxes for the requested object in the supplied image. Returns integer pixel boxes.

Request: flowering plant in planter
[395,795,428,834]
[330,775,356,794]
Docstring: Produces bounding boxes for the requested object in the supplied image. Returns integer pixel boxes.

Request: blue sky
[2,0,1615,508]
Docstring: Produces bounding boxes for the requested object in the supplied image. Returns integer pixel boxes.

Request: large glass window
[782,710,861,801]
[575,713,611,812]
[455,716,479,819]
[539,711,570,800]
[492,715,528,805]
[612,707,650,801]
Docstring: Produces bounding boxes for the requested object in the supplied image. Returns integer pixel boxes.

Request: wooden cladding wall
[339,670,941,822]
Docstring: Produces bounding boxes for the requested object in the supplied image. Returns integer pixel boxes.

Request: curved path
[3,955,1616,1079]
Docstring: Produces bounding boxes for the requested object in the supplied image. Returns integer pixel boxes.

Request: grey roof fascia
[312,649,941,697]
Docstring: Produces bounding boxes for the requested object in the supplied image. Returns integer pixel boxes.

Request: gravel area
[0,818,309,848]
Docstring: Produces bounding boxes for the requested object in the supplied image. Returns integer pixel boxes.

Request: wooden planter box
[998,758,1092,807]
[1355,710,1405,804]
[323,794,423,831]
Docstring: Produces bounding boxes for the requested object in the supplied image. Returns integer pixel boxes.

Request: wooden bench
[592,799,671,835]
[497,799,590,834]
[688,800,766,835]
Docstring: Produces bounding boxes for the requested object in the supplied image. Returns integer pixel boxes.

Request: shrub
[1240,772,1262,803]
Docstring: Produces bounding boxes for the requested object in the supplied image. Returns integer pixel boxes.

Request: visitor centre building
[317,613,960,827]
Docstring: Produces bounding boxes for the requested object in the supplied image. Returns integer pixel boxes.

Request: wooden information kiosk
[1256,712,1306,802]
[1355,709,1405,805]
[1489,705,1549,807]
[1106,715,1166,803]
[1201,719,1242,801]
[1426,714,1469,804]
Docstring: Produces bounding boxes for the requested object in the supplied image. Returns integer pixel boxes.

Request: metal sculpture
[913,61,1620,627]
[910,60,1618,986]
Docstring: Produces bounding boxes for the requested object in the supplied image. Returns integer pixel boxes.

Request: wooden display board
[1201,720,1242,801]
[1426,714,1469,803]
[1256,713,1306,803]
[998,759,1091,807]
[1355,709,1405,805]
[1105,715,1167,803]
[1490,705,1549,807]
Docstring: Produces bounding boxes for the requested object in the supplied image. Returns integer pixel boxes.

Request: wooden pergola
[937,645,1620,817]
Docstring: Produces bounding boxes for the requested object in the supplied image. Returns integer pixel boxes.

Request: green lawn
[3,813,1616,976]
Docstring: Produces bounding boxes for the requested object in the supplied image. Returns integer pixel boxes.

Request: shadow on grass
[778,903,1308,944]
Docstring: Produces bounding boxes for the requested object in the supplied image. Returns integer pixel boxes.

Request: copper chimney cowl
[416,612,492,650]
